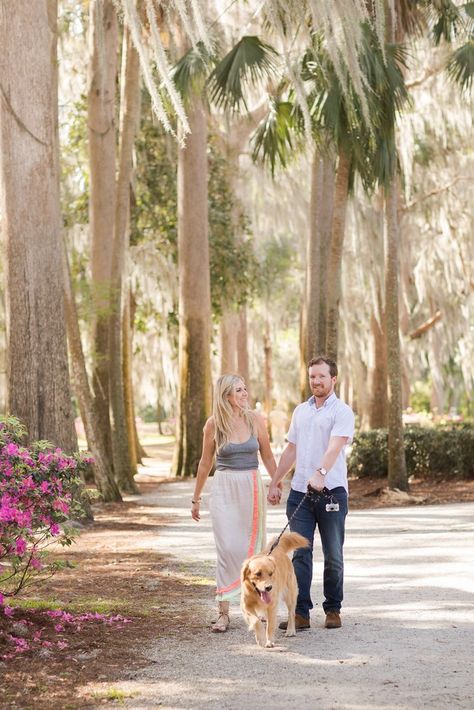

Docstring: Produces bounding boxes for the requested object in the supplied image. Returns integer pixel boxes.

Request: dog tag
[326,503,339,512]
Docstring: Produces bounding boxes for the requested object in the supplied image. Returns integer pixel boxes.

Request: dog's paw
[285,629,296,637]
[265,640,275,648]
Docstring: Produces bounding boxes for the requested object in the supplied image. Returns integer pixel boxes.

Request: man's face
[308,363,336,399]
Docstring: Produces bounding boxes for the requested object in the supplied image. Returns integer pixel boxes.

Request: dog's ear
[241,559,250,582]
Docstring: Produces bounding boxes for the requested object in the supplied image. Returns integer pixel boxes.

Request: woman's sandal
[211,612,230,633]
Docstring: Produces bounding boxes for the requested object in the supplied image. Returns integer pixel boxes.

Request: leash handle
[268,488,311,554]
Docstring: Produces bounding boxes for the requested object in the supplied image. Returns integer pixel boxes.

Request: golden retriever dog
[240,531,309,648]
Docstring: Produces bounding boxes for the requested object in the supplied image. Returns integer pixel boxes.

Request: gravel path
[98,480,474,709]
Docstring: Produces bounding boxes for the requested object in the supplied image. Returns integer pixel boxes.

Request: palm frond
[448,39,474,90]
[250,98,297,176]
[207,36,278,113]
[171,42,214,101]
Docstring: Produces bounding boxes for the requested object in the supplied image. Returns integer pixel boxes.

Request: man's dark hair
[308,356,338,378]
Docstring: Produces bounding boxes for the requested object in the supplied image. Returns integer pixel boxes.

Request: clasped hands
[268,470,326,505]
[267,480,282,505]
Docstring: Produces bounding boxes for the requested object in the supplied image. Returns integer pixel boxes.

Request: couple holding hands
[191,356,355,634]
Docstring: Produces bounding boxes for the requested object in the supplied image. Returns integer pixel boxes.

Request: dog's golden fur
[240,531,309,648]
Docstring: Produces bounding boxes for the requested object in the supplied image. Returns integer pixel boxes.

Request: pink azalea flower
[5,442,19,456]
[4,606,14,617]
[15,538,27,556]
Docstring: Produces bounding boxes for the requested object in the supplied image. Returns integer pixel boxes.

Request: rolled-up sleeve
[286,409,298,444]
[331,405,355,443]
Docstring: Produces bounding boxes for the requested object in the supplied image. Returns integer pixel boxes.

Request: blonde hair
[213,374,256,451]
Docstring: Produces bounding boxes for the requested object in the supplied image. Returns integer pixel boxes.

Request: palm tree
[170,36,277,475]
[382,0,473,489]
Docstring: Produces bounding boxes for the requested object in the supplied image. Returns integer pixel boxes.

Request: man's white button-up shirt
[287,393,355,493]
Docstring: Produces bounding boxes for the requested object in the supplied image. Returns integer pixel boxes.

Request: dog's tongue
[259,590,271,604]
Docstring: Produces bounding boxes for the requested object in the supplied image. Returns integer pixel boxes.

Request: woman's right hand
[191,501,201,521]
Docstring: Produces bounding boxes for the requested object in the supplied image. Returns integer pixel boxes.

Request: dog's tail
[267,531,309,555]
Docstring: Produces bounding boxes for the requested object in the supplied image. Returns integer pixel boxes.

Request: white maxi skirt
[209,468,266,602]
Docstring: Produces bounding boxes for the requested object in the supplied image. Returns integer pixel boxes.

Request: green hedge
[348,425,474,479]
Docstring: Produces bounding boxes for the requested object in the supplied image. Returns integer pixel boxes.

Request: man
[268,356,355,630]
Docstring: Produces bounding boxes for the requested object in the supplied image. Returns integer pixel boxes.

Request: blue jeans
[286,486,348,618]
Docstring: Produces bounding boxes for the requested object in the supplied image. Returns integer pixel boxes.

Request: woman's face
[227,379,248,411]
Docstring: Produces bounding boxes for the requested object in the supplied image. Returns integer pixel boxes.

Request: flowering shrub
[1,607,132,660]
[0,416,92,602]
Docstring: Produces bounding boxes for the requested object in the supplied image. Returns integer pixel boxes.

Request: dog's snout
[265,585,272,592]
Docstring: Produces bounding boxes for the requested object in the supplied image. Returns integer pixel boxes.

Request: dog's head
[241,555,276,605]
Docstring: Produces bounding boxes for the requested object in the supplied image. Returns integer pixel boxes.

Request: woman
[191,374,279,632]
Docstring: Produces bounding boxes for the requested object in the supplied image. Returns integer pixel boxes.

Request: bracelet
[192,498,201,504]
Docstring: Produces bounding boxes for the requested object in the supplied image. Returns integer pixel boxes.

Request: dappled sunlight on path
[83,479,474,709]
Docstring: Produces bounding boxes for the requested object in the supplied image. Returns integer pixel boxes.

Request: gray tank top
[216,435,259,471]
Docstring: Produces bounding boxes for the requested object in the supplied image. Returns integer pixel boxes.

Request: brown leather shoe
[325,611,342,628]
[278,613,310,631]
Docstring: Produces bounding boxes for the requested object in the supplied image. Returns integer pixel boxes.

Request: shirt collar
[308,392,337,409]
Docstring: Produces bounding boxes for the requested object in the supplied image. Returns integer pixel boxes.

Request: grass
[91,687,137,704]
[13,596,141,615]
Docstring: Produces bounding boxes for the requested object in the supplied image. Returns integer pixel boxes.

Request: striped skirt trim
[209,468,266,602]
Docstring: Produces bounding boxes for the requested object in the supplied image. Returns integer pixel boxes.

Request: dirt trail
[82,478,474,710]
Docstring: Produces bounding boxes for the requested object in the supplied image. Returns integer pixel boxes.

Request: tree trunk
[300,150,324,399]
[88,0,118,466]
[219,308,238,374]
[128,290,146,462]
[237,308,250,388]
[263,319,273,415]
[122,286,138,467]
[108,26,140,493]
[319,154,335,352]
[369,308,388,428]
[172,97,212,477]
[62,243,122,502]
[0,0,76,452]
[385,179,408,490]
[325,148,351,361]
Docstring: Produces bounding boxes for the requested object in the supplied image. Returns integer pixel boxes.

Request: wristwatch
[317,467,327,476]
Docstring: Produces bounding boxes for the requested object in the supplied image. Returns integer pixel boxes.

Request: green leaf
[448,39,474,90]
[171,42,213,101]
[251,98,297,175]
[208,36,278,112]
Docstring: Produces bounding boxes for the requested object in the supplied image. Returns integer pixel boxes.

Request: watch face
[320,468,327,476]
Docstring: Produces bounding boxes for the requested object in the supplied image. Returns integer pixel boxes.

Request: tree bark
[88,0,118,466]
[219,308,238,374]
[172,97,212,477]
[62,243,122,502]
[300,150,324,399]
[122,286,138,467]
[368,307,388,429]
[0,0,76,452]
[318,154,335,352]
[128,290,146,462]
[108,26,140,493]
[263,319,273,415]
[237,308,250,388]
[325,148,351,361]
[385,179,408,490]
